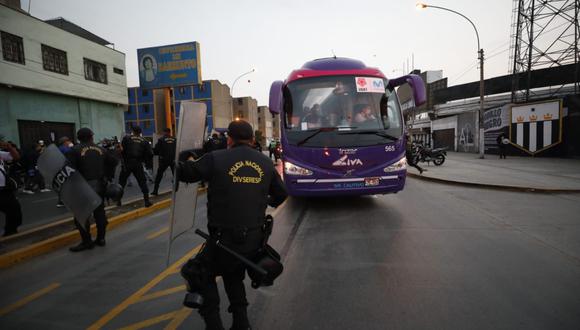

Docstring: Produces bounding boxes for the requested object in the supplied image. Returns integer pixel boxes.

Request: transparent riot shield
[166,101,207,265]
[37,145,101,223]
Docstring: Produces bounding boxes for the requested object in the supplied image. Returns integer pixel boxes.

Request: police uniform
[152,134,176,195]
[119,133,153,205]
[67,128,118,251]
[179,120,287,330]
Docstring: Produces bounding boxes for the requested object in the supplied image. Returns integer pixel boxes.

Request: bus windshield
[283,75,403,147]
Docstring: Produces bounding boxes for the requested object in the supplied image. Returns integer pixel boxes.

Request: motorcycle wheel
[433,154,445,166]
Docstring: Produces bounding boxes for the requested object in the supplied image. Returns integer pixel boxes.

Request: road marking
[147,227,170,240]
[137,285,186,303]
[87,244,202,330]
[0,282,61,316]
[118,308,190,330]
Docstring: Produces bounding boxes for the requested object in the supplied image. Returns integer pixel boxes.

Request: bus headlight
[284,161,313,176]
[383,157,407,173]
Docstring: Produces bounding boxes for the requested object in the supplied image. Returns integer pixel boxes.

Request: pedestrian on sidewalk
[21,141,50,194]
[0,140,23,236]
[406,134,424,174]
[67,128,118,252]
[497,133,508,159]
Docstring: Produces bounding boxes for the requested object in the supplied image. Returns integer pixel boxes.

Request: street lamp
[416,3,486,158]
[231,68,255,97]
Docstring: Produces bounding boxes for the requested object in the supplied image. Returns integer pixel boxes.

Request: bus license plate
[365,177,380,186]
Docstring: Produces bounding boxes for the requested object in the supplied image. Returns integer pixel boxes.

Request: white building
[0,1,127,148]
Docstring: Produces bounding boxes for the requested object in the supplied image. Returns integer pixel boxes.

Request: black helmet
[104,183,124,201]
[248,245,283,289]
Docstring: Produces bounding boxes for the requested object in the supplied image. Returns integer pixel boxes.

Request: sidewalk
[407,151,580,192]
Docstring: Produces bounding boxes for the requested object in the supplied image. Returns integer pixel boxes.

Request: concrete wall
[0,85,125,144]
[209,80,232,129]
[0,5,127,105]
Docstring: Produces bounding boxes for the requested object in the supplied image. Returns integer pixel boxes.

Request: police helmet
[248,245,284,289]
[104,182,124,201]
[77,127,94,142]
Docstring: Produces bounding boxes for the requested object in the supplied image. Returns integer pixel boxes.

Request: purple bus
[268,57,426,196]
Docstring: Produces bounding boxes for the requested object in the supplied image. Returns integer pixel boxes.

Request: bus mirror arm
[388,74,427,107]
[269,81,284,115]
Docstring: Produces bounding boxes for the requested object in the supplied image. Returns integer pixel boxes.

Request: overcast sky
[25,0,514,105]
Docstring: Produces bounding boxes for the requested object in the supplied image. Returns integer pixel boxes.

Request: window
[143,121,151,129]
[127,106,133,114]
[83,58,107,84]
[179,87,186,95]
[142,89,149,96]
[143,104,150,113]
[1,31,25,64]
[237,98,243,106]
[41,44,68,75]
[113,67,124,75]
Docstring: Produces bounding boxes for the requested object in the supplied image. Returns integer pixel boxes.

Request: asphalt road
[0,167,173,232]
[1,178,579,329]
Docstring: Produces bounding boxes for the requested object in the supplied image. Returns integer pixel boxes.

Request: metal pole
[419,3,485,158]
[231,69,255,97]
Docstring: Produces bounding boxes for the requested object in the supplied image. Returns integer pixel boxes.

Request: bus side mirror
[388,74,426,107]
[269,81,284,115]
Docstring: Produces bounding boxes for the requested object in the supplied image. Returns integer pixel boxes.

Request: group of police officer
[66,125,177,251]
[61,120,287,329]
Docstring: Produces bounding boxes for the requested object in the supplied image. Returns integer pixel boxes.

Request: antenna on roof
[331,49,337,59]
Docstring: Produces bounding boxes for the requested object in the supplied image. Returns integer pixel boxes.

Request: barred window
[1,31,25,64]
[42,44,68,75]
[83,58,107,84]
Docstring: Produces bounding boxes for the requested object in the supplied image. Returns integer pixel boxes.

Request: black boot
[144,195,152,207]
[230,309,250,330]
[203,313,225,330]
[69,241,94,252]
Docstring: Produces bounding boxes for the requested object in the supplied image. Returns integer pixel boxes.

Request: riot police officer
[67,128,118,252]
[119,126,154,207]
[178,120,287,330]
[151,128,176,196]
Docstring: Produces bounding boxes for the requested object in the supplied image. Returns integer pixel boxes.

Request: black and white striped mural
[510,100,562,154]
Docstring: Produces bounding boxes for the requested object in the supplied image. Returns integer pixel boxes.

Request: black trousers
[498,145,507,159]
[74,201,107,243]
[199,231,264,330]
[153,161,174,192]
[0,189,23,236]
[119,162,149,195]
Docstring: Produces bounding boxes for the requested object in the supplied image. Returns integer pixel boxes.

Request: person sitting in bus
[353,104,377,125]
[303,104,323,129]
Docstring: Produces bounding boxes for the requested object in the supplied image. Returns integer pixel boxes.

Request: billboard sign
[137,42,202,89]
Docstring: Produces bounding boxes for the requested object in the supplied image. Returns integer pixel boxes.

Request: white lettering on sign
[52,165,75,192]
[384,145,395,152]
[332,155,364,167]
[355,77,385,93]
[338,148,357,155]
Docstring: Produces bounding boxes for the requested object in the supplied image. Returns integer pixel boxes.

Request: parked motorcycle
[412,142,447,166]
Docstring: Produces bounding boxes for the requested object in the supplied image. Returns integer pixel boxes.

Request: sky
[24,0,515,105]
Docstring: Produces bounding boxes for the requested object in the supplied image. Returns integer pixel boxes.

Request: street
[1,178,579,329]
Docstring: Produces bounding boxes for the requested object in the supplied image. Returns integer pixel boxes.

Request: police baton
[194,229,268,277]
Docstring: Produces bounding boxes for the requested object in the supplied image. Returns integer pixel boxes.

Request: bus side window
[380,94,390,129]
[283,87,294,129]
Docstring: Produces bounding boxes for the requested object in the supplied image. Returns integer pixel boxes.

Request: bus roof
[286,57,387,83]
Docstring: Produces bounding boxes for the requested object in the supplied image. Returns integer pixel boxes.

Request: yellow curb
[0,199,172,269]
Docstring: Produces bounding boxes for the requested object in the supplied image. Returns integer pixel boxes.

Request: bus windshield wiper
[339,129,399,141]
[297,127,337,146]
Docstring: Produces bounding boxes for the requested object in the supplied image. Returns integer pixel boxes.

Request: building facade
[125,80,232,139]
[232,96,259,131]
[0,3,127,148]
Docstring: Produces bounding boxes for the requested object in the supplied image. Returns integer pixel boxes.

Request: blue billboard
[137,42,202,89]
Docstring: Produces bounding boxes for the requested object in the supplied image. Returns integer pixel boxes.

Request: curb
[0,199,172,269]
[407,173,580,193]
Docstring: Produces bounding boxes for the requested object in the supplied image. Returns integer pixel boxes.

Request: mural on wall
[457,112,476,152]
[510,100,562,155]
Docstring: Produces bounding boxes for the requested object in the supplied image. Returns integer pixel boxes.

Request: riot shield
[37,145,102,223]
[166,101,207,265]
